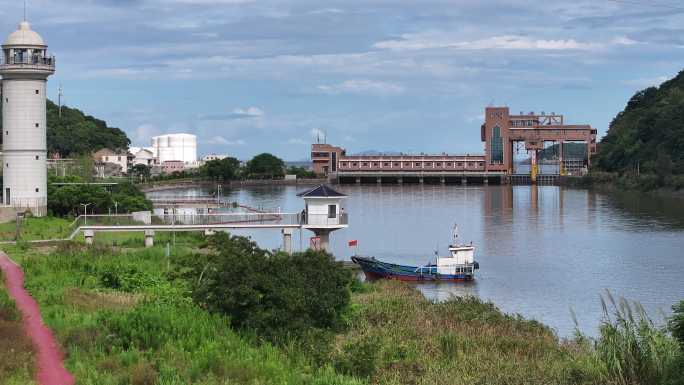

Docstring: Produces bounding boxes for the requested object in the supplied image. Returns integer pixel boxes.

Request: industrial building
[0,20,55,215]
[312,107,597,184]
[151,133,198,165]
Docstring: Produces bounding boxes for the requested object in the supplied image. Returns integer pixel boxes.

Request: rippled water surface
[149,184,684,337]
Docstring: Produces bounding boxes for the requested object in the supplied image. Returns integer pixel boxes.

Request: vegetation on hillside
[593,70,684,189]
[0,100,130,157]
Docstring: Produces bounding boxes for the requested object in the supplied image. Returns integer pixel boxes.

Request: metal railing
[1,56,55,67]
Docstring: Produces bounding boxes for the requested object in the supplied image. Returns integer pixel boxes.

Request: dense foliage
[245,153,286,179]
[5,239,359,385]
[595,70,684,182]
[199,157,241,180]
[47,176,152,216]
[175,233,353,342]
[0,100,130,157]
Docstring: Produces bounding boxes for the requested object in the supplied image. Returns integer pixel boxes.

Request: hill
[0,100,130,157]
[595,70,684,177]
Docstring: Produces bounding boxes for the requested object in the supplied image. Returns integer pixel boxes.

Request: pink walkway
[0,253,74,385]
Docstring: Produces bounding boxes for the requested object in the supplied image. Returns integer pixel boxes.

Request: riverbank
[559,172,684,198]
[1,235,681,384]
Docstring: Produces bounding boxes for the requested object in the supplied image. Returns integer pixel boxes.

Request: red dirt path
[0,253,74,385]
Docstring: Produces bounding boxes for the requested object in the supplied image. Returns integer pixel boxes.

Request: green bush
[175,233,353,342]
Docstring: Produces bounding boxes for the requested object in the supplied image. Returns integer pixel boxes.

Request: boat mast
[453,224,459,246]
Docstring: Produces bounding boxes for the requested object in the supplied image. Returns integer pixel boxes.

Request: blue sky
[4,0,684,160]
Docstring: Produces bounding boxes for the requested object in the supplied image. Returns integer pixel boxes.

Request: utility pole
[80,203,91,225]
[58,83,63,118]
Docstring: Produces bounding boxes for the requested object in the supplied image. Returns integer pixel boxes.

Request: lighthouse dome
[4,21,45,46]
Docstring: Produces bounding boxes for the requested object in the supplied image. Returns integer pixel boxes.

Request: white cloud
[374,32,601,51]
[201,107,264,121]
[207,136,246,146]
[317,79,404,95]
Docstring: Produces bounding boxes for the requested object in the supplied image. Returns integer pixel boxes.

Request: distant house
[131,148,156,167]
[92,148,128,176]
[162,160,185,174]
[202,154,230,162]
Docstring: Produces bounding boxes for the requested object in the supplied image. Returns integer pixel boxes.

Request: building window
[425,163,432,167]
[383,162,389,167]
[415,162,421,167]
[490,125,504,164]
[352,163,357,166]
[373,163,379,167]
[362,162,368,166]
[35,90,39,95]
[436,162,441,167]
[328,204,337,219]
[117,156,122,161]
[35,123,39,128]
[35,156,39,160]
[446,163,452,166]
[341,162,347,167]
[393,163,399,167]
[405,162,411,166]
[479,162,484,166]
[457,162,463,167]
[35,188,39,192]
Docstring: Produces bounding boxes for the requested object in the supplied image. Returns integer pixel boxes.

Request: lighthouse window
[35,188,39,193]
[35,123,39,128]
[35,90,39,94]
[35,156,39,160]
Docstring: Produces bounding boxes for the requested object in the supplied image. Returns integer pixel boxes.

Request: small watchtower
[298,185,348,251]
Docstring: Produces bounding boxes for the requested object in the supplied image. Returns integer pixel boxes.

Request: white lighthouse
[0,20,55,216]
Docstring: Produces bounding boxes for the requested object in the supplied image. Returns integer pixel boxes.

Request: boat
[351,225,479,282]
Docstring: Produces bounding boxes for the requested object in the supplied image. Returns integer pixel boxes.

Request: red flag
[348,240,358,247]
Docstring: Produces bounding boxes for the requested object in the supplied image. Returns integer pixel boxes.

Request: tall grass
[588,290,683,385]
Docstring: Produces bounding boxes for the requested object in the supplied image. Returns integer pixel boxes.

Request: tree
[0,100,131,157]
[200,157,241,180]
[130,164,151,179]
[286,166,316,179]
[47,176,152,216]
[174,233,353,342]
[245,153,285,179]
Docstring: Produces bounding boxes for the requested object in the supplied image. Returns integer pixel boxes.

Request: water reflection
[148,184,684,337]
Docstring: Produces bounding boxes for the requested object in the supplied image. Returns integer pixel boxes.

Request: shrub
[175,233,353,342]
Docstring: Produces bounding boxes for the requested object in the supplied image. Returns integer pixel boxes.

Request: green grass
[0,273,35,385]
[6,242,362,385]
[0,216,74,242]
[2,238,681,385]
[329,280,601,385]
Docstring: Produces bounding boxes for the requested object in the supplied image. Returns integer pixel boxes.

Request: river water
[149,184,684,338]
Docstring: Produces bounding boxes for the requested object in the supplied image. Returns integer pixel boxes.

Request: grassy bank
[0,274,35,385]
[1,236,682,384]
[0,216,74,242]
[2,241,360,385]
[562,171,684,195]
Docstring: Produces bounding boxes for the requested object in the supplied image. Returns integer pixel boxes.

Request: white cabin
[297,185,348,228]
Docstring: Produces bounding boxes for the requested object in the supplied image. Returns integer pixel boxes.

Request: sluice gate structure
[312,107,597,185]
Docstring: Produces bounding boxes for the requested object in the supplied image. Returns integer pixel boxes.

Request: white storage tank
[151,133,197,164]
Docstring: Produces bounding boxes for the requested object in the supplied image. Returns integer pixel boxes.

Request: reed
[589,290,683,385]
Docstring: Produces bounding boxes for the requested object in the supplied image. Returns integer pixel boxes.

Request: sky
[2,0,683,160]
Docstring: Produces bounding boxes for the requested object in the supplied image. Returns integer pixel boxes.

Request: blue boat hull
[351,256,477,282]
